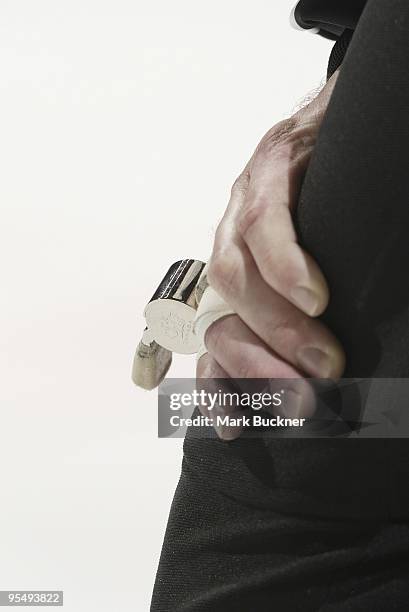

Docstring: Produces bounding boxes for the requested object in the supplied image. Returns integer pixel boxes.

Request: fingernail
[282,390,303,418]
[212,406,244,441]
[213,422,243,441]
[297,346,335,378]
[291,287,320,316]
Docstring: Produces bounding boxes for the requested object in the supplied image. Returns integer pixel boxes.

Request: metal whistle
[132,259,206,390]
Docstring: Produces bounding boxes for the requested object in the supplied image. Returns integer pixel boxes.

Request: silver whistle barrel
[143,259,205,354]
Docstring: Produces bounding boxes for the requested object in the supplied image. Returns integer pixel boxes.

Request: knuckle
[268,139,302,166]
[257,118,296,157]
[237,206,258,238]
[231,171,250,198]
[204,315,236,357]
[237,196,268,237]
[235,358,255,379]
[196,356,219,379]
[276,140,300,163]
[266,315,298,350]
[207,252,240,294]
[257,124,313,170]
[204,320,223,355]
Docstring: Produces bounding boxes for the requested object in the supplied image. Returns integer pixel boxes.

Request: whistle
[132,259,206,389]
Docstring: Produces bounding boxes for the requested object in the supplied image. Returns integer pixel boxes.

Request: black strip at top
[293,0,367,39]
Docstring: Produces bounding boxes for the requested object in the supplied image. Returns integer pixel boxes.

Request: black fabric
[294,0,367,39]
[151,0,409,609]
[295,1,366,77]
[152,459,409,611]
[327,29,354,79]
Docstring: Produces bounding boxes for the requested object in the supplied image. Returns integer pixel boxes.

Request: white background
[0,1,330,610]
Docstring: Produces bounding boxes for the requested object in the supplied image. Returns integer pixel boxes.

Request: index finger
[237,119,329,317]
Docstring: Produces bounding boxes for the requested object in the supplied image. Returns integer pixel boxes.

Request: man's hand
[197,70,345,439]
